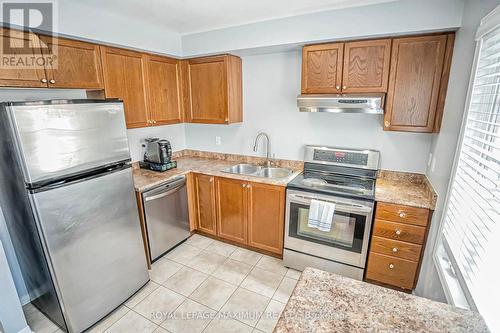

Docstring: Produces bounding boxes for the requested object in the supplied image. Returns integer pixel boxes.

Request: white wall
[0,237,30,333]
[415,0,500,302]
[181,0,464,56]
[186,51,433,172]
[56,1,182,56]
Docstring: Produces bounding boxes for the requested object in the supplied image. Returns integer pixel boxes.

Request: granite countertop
[376,170,438,210]
[133,150,438,211]
[274,267,488,333]
[133,150,303,192]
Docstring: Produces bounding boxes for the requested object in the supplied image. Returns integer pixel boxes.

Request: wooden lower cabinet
[215,177,247,244]
[365,252,418,290]
[247,182,285,255]
[193,173,217,235]
[192,175,285,256]
[365,202,432,290]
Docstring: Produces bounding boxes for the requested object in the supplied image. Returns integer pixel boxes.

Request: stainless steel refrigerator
[0,99,149,333]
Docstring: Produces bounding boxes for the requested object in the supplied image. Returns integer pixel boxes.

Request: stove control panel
[304,146,380,170]
[313,150,368,166]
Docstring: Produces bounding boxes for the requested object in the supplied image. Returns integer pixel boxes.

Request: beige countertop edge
[133,167,301,192]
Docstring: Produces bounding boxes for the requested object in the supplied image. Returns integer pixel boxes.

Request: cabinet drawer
[365,252,418,290]
[376,202,429,226]
[370,236,421,262]
[373,219,426,244]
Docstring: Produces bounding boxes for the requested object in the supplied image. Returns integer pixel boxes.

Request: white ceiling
[70,0,396,35]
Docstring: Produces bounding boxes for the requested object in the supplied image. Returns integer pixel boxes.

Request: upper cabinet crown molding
[184,54,242,124]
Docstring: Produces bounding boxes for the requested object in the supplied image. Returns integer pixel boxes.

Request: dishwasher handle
[143,176,186,202]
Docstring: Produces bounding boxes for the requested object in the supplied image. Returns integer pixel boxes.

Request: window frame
[433,4,500,312]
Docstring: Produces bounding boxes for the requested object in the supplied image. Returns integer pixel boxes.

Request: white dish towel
[308,199,336,232]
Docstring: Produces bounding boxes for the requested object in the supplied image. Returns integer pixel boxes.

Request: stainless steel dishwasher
[142,176,190,261]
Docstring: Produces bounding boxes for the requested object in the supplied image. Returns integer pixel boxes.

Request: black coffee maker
[140,138,177,172]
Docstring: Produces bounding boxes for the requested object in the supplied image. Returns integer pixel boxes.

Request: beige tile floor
[23,234,301,333]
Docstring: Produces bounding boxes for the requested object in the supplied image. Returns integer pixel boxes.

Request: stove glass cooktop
[287,171,376,199]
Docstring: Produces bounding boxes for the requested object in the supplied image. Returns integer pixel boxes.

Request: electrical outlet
[215,136,221,145]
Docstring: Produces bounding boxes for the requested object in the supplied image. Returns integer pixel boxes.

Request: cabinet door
[194,174,217,235]
[384,35,447,132]
[0,28,48,87]
[100,46,150,128]
[215,177,247,244]
[301,43,343,94]
[247,182,285,255]
[145,55,182,125]
[41,36,104,89]
[342,39,391,93]
[187,56,228,123]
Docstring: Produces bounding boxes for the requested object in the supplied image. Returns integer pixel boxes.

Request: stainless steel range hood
[297,93,385,114]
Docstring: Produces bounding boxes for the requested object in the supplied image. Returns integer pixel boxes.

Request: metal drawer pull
[389,263,395,269]
[399,212,407,218]
[41,78,47,83]
[395,229,402,235]
[392,247,398,253]
[49,79,55,84]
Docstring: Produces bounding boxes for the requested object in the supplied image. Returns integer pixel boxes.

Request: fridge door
[29,165,149,333]
[7,100,131,186]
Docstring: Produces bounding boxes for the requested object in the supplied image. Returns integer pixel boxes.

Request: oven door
[284,189,374,268]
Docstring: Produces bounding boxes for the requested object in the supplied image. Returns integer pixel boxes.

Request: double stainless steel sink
[222,163,293,179]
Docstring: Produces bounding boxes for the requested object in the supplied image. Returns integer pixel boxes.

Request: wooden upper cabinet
[247,182,285,255]
[0,28,47,87]
[41,36,104,89]
[100,46,149,128]
[342,39,391,93]
[185,55,242,124]
[384,34,450,132]
[301,43,343,94]
[216,177,247,244]
[145,55,182,125]
[193,173,217,236]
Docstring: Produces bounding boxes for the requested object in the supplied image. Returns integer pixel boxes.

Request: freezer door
[29,167,148,333]
[8,101,130,185]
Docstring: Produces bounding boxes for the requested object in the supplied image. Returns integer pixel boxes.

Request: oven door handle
[288,193,372,213]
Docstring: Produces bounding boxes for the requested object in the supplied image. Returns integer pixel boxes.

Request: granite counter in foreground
[274,267,488,333]
[376,170,438,210]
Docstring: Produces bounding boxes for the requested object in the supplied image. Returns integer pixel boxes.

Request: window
[437,11,500,332]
